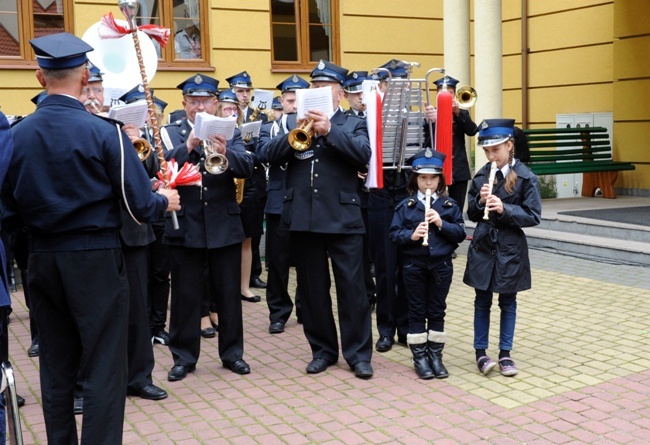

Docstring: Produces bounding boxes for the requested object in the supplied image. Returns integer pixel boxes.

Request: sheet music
[194,112,237,140]
[108,100,149,128]
[296,87,333,119]
[251,89,274,111]
[239,120,262,140]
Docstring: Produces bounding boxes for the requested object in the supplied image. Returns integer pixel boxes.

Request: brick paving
[7,245,650,444]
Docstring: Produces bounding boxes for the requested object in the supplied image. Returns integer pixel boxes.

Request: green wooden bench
[523,127,635,199]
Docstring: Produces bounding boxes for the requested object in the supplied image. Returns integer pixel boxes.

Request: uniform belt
[27,230,121,252]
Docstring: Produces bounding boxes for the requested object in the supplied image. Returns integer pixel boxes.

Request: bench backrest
[523,127,613,163]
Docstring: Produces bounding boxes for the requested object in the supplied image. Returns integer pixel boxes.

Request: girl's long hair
[406,172,447,196]
[504,139,518,194]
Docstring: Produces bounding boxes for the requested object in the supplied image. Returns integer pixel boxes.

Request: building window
[0,0,73,66]
[135,0,210,68]
[270,0,339,72]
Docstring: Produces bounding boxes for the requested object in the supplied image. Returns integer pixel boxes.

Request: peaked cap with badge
[226,71,253,89]
[343,71,368,93]
[30,32,93,70]
[177,74,219,96]
[407,149,446,175]
[276,74,310,93]
[310,60,348,85]
[119,84,167,112]
[476,119,515,147]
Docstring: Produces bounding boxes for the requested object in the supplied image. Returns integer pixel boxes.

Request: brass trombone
[288,118,314,152]
[201,140,229,174]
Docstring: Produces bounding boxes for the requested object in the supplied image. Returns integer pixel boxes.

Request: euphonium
[287,118,314,152]
[132,137,152,160]
[456,86,477,109]
[201,140,229,174]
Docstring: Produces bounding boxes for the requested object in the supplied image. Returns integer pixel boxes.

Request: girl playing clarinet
[464,119,542,377]
[389,150,466,379]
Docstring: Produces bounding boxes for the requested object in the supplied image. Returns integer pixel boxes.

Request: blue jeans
[473,289,517,351]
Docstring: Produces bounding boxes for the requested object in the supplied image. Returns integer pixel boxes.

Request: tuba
[201,140,229,174]
[287,118,314,152]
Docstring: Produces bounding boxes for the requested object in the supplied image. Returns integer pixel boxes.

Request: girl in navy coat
[389,150,466,379]
[464,119,542,377]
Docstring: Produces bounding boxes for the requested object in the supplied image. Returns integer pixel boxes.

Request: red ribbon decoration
[99,12,170,47]
[155,159,202,190]
[435,89,453,183]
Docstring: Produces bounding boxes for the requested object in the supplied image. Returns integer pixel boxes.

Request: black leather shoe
[168,364,196,382]
[269,322,285,334]
[28,339,39,357]
[17,395,25,408]
[201,327,216,338]
[152,329,170,345]
[241,294,261,303]
[223,359,251,375]
[73,396,83,415]
[250,277,267,289]
[375,336,394,352]
[128,384,168,400]
[306,358,334,374]
[352,361,374,379]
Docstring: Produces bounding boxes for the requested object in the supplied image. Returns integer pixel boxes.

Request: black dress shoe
[152,329,170,345]
[128,384,168,400]
[268,322,285,334]
[241,294,261,303]
[223,359,251,375]
[352,361,374,379]
[168,364,196,382]
[375,336,394,352]
[73,396,83,415]
[17,395,25,408]
[250,277,267,289]
[201,327,216,338]
[28,339,39,357]
[306,358,334,374]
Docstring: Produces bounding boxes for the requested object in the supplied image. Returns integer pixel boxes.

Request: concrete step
[464,219,650,267]
[538,215,650,243]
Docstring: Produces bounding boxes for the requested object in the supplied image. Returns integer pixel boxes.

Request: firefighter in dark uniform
[160,74,220,152]
[257,74,309,334]
[369,59,411,353]
[163,81,254,382]
[2,33,180,444]
[258,60,374,379]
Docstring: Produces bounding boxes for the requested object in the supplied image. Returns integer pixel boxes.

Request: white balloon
[81,21,158,91]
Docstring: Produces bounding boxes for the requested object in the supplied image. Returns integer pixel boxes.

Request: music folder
[239,120,262,140]
[251,89,274,111]
[108,100,149,128]
[194,112,237,140]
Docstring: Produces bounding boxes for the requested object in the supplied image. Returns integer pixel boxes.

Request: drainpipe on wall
[521,0,529,128]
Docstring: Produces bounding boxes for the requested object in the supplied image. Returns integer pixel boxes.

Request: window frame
[0,0,212,70]
[270,0,340,73]
[0,0,75,68]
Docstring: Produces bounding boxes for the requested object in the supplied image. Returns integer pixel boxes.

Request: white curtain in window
[315,0,331,38]
[185,0,200,26]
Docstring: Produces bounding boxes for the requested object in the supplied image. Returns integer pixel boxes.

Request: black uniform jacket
[3,95,168,249]
[389,194,466,266]
[163,131,253,249]
[257,114,296,215]
[463,160,542,293]
[257,109,371,234]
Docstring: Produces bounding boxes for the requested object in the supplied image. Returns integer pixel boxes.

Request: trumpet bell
[456,86,477,109]
[288,118,314,152]
[205,153,229,174]
[132,138,152,161]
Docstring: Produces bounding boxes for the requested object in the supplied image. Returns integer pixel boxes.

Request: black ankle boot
[427,331,449,379]
[407,333,434,380]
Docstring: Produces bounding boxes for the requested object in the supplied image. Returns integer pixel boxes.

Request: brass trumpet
[287,118,314,152]
[456,86,477,109]
[132,137,152,161]
[201,140,229,174]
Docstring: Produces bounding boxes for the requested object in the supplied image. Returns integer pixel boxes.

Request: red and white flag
[364,83,384,189]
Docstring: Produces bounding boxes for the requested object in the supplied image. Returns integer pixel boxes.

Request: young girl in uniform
[463,119,542,377]
[389,150,466,379]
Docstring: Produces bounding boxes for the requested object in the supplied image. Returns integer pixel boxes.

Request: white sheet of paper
[251,89,275,111]
[104,87,128,108]
[108,100,149,128]
[296,87,333,119]
[194,112,237,140]
[239,120,262,140]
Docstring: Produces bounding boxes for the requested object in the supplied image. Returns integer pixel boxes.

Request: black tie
[358,111,365,118]
[495,170,504,183]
